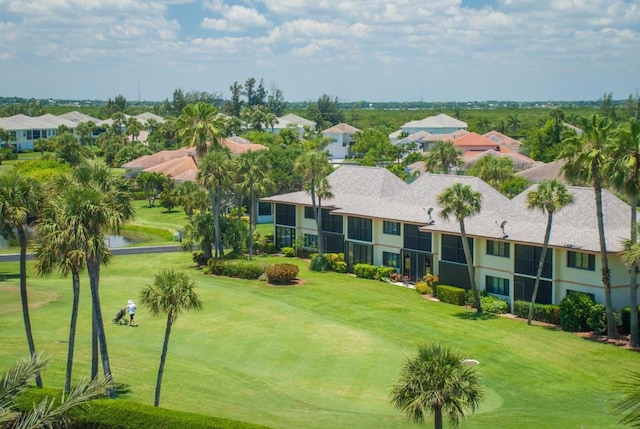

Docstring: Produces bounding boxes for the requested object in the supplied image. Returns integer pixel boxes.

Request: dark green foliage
[265,263,299,284]
[309,253,332,272]
[0,147,18,162]
[480,295,509,314]
[220,260,268,280]
[192,251,207,267]
[353,263,378,280]
[620,306,640,335]
[559,292,595,332]
[465,289,488,307]
[207,258,225,275]
[15,389,272,429]
[281,247,295,257]
[513,300,560,325]
[587,304,622,334]
[435,285,466,306]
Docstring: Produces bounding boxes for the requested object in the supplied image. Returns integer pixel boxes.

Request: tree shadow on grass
[0,272,20,282]
[453,311,498,321]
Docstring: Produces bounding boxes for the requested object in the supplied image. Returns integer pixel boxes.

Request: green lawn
[0,253,635,429]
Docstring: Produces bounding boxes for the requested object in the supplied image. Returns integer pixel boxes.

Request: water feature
[104,235,133,248]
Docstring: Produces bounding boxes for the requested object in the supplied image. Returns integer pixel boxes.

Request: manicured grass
[0,253,635,428]
[125,199,190,245]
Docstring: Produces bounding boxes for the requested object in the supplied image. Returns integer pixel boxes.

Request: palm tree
[390,343,484,429]
[295,150,333,256]
[175,181,208,221]
[507,114,521,136]
[0,173,43,387]
[57,164,135,384]
[612,370,640,427]
[525,180,574,325]
[563,114,618,339]
[34,189,90,392]
[139,269,202,407]
[0,354,111,429]
[175,102,226,159]
[424,141,461,174]
[76,121,96,146]
[467,156,514,188]
[437,183,483,313]
[608,119,640,347]
[238,150,273,259]
[198,148,234,258]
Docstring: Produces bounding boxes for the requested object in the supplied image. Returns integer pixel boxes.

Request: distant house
[0,114,63,151]
[267,114,316,136]
[483,130,522,152]
[321,123,361,159]
[400,113,467,135]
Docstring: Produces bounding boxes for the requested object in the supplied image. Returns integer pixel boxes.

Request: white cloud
[202,3,269,32]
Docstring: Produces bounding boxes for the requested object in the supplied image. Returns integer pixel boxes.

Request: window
[567,251,595,271]
[348,242,373,266]
[322,233,344,253]
[304,234,318,249]
[514,244,552,278]
[383,221,401,236]
[275,204,296,226]
[403,224,432,252]
[304,207,315,219]
[441,234,473,264]
[514,276,552,304]
[258,202,271,216]
[487,240,510,258]
[348,216,372,242]
[486,276,509,296]
[383,252,400,268]
[321,209,343,233]
[275,226,295,249]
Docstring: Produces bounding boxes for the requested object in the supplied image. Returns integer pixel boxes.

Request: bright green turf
[0,253,636,429]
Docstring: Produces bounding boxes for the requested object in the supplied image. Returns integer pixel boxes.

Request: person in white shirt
[127,299,137,325]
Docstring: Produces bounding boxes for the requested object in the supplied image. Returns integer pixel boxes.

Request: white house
[267,113,316,136]
[321,123,361,159]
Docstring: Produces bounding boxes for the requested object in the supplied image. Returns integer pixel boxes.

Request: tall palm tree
[175,102,226,159]
[390,343,484,429]
[507,114,521,136]
[525,180,574,325]
[238,150,273,259]
[563,114,618,339]
[437,183,483,313]
[198,148,234,258]
[34,188,91,392]
[76,121,96,146]
[295,150,333,256]
[0,354,111,429]
[58,164,135,384]
[424,141,461,174]
[467,156,514,188]
[0,173,43,387]
[139,269,202,407]
[608,119,640,347]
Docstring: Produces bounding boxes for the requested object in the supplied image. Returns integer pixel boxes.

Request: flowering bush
[265,263,299,284]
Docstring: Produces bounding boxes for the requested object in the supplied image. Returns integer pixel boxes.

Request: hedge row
[206,259,270,280]
[434,285,466,306]
[513,300,561,325]
[15,389,272,429]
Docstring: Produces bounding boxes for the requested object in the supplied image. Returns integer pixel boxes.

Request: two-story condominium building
[262,165,636,310]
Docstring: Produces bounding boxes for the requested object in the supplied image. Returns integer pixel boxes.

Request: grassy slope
[0,253,635,429]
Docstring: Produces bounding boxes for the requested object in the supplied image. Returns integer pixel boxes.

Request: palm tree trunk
[434,406,443,429]
[528,212,553,325]
[87,258,114,394]
[91,315,98,380]
[593,181,619,339]
[629,194,639,348]
[65,268,81,392]
[248,182,254,260]
[459,221,482,313]
[214,187,223,258]
[155,316,174,407]
[17,226,42,388]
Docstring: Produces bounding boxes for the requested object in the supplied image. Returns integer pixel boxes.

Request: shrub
[220,261,268,280]
[512,300,560,324]
[435,285,466,306]
[587,304,622,335]
[620,306,640,335]
[465,289,488,307]
[309,254,332,271]
[353,263,378,280]
[265,263,299,284]
[422,273,439,288]
[415,281,432,295]
[376,266,396,281]
[480,295,509,314]
[207,258,225,275]
[281,247,295,257]
[192,251,207,267]
[559,292,595,332]
[332,261,347,273]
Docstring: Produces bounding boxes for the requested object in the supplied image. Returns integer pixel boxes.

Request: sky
[0,0,639,103]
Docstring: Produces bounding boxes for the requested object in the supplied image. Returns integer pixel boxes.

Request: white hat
[128,300,134,305]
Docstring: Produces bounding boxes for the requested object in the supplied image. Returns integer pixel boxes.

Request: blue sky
[0,0,638,103]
